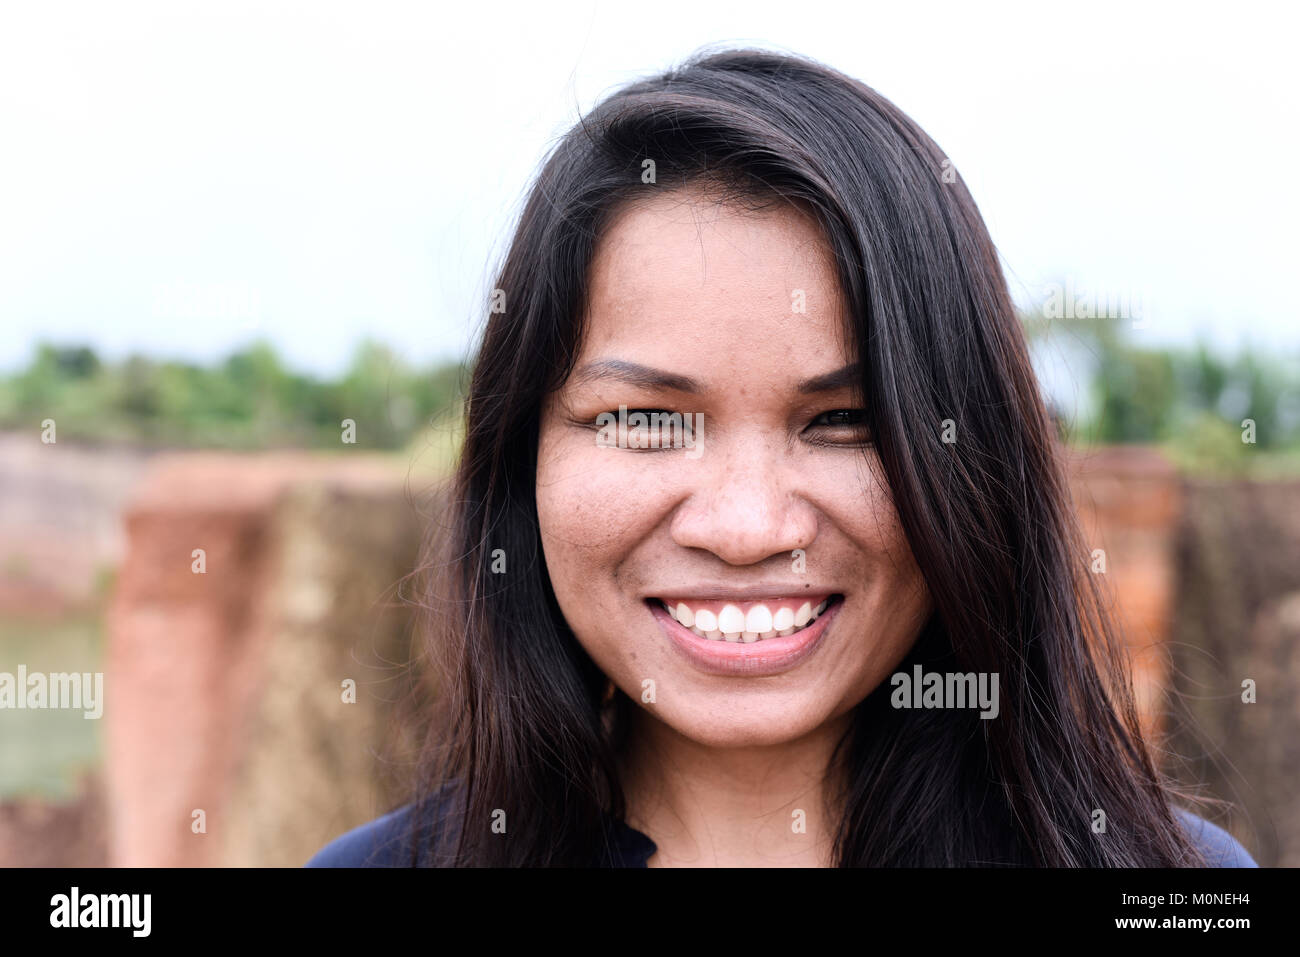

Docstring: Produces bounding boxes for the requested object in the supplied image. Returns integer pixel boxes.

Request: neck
[618,707,852,867]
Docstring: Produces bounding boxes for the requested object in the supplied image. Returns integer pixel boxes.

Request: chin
[648,696,836,750]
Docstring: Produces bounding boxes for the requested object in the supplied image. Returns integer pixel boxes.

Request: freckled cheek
[823,460,926,594]
[540,430,670,527]
[535,437,669,675]
[536,433,669,604]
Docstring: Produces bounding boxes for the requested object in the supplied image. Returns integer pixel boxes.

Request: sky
[1,0,1296,393]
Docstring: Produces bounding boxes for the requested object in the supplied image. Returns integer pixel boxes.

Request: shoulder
[305,804,420,867]
[1174,808,1258,867]
[305,782,646,867]
[307,781,465,867]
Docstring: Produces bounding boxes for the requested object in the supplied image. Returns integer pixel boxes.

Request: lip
[648,595,842,677]
[644,584,830,602]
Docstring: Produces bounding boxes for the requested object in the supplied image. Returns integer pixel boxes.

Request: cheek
[536,425,594,597]
[820,454,932,668]
[536,423,677,697]
[535,421,660,641]
[536,422,655,561]
[833,453,919,576]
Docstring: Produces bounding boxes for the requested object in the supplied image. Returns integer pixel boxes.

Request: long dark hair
[405,45,1208,866]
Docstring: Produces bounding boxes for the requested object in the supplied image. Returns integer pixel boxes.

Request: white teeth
[717,605,746,635]
[658,597,838,642]
[744,605,772,634]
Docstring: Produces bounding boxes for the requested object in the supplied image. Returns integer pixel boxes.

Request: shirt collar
[600,812,657,867]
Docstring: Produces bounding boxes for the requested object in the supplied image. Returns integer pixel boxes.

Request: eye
[592,408,697,451]
[807,409,872,445]
[814,409,865,427]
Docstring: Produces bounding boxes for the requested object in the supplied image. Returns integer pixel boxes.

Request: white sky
[1,0,1296,384]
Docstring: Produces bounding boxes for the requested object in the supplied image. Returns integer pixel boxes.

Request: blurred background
[0,1,1296,866]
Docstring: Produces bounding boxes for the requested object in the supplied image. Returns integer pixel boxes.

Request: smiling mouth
[647,594,844,642]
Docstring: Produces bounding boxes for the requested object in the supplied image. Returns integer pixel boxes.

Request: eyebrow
[570,359,862,394]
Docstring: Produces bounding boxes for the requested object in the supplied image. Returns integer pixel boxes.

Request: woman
[308,46,1255,867]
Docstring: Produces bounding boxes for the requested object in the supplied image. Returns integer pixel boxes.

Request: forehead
[580,188,848,361]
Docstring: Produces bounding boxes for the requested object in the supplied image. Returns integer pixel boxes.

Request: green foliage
[1024,298,1300,474]
[0,340,466,450]
[1093,346,1177,442]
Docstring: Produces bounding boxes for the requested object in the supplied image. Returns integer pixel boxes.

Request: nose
[668,434,819,566]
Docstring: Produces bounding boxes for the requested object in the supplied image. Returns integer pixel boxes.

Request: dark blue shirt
[305,799,1257,867]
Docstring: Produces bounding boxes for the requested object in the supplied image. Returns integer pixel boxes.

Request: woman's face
[536,187,932,749]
